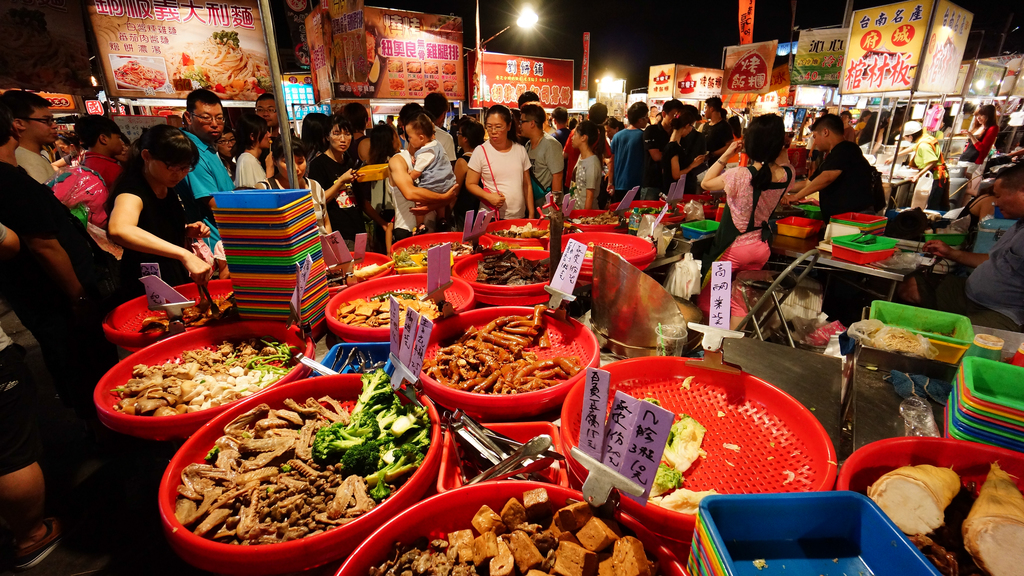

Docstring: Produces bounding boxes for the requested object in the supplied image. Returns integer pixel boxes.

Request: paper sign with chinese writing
[673,66,724,100]
[399,306,419,367]
[723,40,778,95]
[648,65,676,99]
[407,313,433,376]
[579,368,610,460]
[426,243,451,293]
[616,187,639,213]
[738,0,755,45]
[470,52,574,109]
[290,255,313,317]
[139,275,189,309]
[916,0,972,94]
[550,238,588,295]
[709,261,733,329]
[602,392,640,471]
[354,233,367,259]
[320,231,352,267]
[87,0,271,101]
[793,29,849,86]
[0,0,92,95]
[841,0,933,94]
[621,401,674,501]
[389,296,401,356]
[305,5,332,102]
[112,116,167,144]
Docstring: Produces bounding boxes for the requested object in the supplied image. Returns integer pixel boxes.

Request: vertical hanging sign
[739,0,756,45]
[580,32,591,90]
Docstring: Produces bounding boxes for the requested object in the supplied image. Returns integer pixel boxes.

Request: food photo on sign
[722,40,777,95]
[840,0,932,94]
[87,0,271,100]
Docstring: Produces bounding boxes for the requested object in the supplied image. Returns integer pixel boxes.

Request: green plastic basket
[799,205,822,220]
[831,233,898,252]
[869,300,974,363]
[923,232,968,246]
[963,357,1024,414]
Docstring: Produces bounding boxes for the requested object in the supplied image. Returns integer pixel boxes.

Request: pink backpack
[49,165,110,228]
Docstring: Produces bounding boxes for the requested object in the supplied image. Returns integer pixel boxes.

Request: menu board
[596,92,626,119]
[840,0,933,94]
[112,115,167,142]
[470,52,573,109]
[0,0,93,94]
[722,41,778,95]
[305,5,331,102]
[330,7,464,101]
[792,28,849,86]
[647,64,675,99]
[673,66,723,101]
[87,0,272,101]
[917,0,972,94]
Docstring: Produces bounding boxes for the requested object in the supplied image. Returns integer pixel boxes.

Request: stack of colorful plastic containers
[830,212,887,235]
[212,189,328,331]
[947,356,1024,452]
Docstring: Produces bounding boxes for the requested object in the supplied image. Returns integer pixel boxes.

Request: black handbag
[959,142,979,164]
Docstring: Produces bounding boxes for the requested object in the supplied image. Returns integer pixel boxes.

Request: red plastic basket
[93,321,314,441]
[437,421,569,493]
[560,357,837,554]
[836,437,1024,494]
[451,249,551,305]
[568,209,625,233]
[336,481,689,576]
[102,279,235,351]
[420,307,600,421]
[609,200,687,224]
[325,273,477,342]
[158,375,442,575]
[483,218,551,249]
[391,232,493,262]
[831,245,895,264]
[562,232,658,281]
[326,252,395,298]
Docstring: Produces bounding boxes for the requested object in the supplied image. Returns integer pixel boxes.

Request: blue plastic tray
[948,396,1024,452]
[212,189,308,209]
[695,492,939,576]
[320,342,391,375]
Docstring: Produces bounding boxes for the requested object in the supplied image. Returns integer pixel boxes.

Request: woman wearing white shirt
[465,105,533,219]
[233,113,270,188]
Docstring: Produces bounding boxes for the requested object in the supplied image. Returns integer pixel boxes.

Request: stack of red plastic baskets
[562,232,658,282]
[451,249,551,305]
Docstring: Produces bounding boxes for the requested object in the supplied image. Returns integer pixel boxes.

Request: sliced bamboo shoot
[963,463,1024,576]
[867,464,961,535]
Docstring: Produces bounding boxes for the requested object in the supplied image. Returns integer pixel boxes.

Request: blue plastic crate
[212,189,308,209]
[319,342,391,375]
[691,492,940,576]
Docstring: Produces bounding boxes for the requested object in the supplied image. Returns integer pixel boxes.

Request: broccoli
[341,439,381,477]
[365,443,426,501]
[651,463,683,497]
[205,446,220,463]
[662,415,707,475]
[352,369,396,419]
[311,413,380,463]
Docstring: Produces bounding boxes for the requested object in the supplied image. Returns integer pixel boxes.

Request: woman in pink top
[697,114,794,328]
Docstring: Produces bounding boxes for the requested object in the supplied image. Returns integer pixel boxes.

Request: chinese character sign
[793,28,849,86]
[621,401,674,502]
[87,0,270,101]
[709,261,733,329]
[306,6,332,102]
[738,0,755,45]
[470,52,574,109]
[916,0,972,94]
[723,41,778,95]
[602,392,640,471]
[578,368,610,460]
[673,66,724,100]
[352,7,464,100]
[841,1,932,94]
[648,65,675,99]
[0,0,93,94]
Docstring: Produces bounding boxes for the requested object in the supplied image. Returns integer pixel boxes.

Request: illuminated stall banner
[648,65,675,100]
[87,0,271,101]
[916,0,972,94]
[792,28,849,86]
[840,0,933,94]
[469,52,574,109]
[673,66,723,100]
[0,0,93,95]
[722,40,778,95]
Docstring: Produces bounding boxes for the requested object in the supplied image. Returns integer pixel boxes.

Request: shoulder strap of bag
[480,144,501,196]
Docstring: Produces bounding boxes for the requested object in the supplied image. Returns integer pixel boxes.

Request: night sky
[341,0,1022,94]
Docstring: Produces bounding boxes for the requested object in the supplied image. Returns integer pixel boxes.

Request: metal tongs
[196,281,221,318]
[446,410,563,485]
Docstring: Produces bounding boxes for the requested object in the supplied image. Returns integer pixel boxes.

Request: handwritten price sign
[550,238,587,295]
[579,368,611,460]
[709,261,733,329]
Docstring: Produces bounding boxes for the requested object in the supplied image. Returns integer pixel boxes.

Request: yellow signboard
[841,0,933,94]
[916,0,972,93]
[648,65,675,99]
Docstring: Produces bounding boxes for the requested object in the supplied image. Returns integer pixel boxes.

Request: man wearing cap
[888,121,950,210]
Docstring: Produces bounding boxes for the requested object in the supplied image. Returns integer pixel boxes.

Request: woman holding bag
[465,105,533,219]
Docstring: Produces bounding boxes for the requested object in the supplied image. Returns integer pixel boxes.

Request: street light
[517,6,538,28]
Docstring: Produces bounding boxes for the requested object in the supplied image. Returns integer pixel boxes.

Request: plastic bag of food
[664,253,702,298]
[846,319,885,343]
[872,326,938,359]
[683,200,705,222]
[638,213,665,242]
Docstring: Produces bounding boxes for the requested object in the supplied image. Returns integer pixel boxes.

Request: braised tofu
[490,539,515,576]
[553,540,598,576]
[599,554,616,576]
[527,571,550,576]
[508,530,545,573]
[472,504,506,535]
[558,531,582,546]
[447,528,474,564]
[557,501,594,532]
[611,536,650,576]
[524,487,553,520]
[473,531,499,566]
[577,517,620,552]
[501,497,528,530]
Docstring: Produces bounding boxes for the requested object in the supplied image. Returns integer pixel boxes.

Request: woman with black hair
[697,114,794,328]
[961,104,999,200]
[465,104,532,218]
[453,118,485,223]
[107,124,210,299]
[233,113,270,188]
[300,112,331,163]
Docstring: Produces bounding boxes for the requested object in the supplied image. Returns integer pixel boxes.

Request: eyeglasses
[255,107,277,114]
[192,113,225,125]
[485,124,506,132]
[18,116,56,126]
[158,160,193,175]
[218,137,235,145]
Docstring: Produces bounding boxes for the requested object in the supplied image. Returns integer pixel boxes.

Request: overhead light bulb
[517,7,538,28]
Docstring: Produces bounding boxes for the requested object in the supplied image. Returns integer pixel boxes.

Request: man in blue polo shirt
[177,89,234,278]
[607,101,648,203]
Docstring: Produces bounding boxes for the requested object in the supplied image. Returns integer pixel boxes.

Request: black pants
[0,344,42,476]
[392,227,413,243]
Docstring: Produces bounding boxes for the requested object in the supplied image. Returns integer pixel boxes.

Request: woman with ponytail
[697,114,794,329]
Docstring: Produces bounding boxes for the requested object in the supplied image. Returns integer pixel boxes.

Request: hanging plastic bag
[924,104,945,133]
[637,213,664,241]
[664,253,702,298]
[910,171,933,210]
[683,200,705,222]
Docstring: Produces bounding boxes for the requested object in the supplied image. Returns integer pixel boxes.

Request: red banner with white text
[470,52,574,109]
[581,32,590,90]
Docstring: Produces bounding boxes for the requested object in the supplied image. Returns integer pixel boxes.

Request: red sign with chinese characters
[738,0,755,45]
[722,41,777,94]
[581,32,590,90]
[85,100,105,115]
[470,52,574,109]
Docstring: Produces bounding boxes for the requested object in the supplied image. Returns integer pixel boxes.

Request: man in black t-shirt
[0,101,117,420]
[702,96,735,174]
[641,99,683,200]
[783,114,875,221]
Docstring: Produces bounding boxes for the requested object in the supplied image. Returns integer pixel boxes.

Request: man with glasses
[255,93,279,138]
[177,89,233,278]
[0,91,58,184]
[520,103,563,216]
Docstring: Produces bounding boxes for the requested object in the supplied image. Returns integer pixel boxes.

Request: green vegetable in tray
[651,463,684,497]
[662,414,707,475]
[205,446,221,463]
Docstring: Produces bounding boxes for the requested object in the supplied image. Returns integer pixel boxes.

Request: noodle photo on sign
[110,55,171,93]
[173,31,271,99]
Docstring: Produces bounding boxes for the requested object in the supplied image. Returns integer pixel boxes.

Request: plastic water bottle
[900,396,940,437]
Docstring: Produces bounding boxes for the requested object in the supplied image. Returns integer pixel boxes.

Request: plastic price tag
[601,392,641,471]
[620,401,674,502]
[139,275,190,309]
[353,233,367,260]
[709,261,733,329]
[550,238,587,295]
[426,243,451,294]
[615,186,639,213]
[579,367,611,460]
[140,263,161,278]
